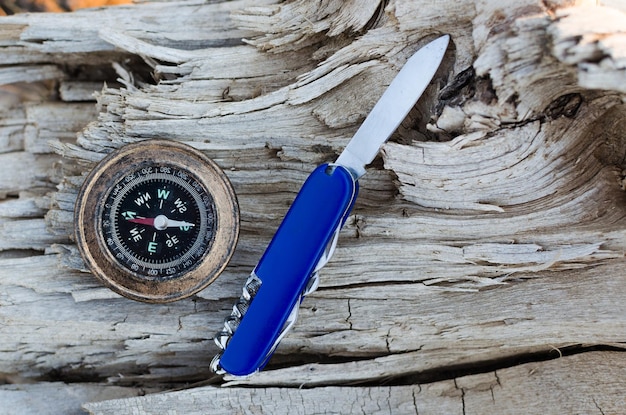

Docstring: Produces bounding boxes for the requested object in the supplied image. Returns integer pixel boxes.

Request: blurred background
[0,0,130,14]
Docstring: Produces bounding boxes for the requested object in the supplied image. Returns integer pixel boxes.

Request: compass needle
[127,217,156,226]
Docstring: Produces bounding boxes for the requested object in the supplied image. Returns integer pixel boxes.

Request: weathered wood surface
[83,351,626,415]
[0,0,625,413]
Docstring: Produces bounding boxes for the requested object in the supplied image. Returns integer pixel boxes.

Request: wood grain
[83,351,626,415]
[0,0,624,413]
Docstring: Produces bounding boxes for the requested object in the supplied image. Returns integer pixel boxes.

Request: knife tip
[435,34,451,48]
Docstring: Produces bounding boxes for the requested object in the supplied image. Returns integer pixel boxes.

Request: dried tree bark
[0,0,625,413]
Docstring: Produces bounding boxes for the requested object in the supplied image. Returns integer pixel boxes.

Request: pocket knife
[212,35,450,376]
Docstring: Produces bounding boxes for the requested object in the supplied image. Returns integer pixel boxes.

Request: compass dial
[102,166,216,280]
[75,140,239,303]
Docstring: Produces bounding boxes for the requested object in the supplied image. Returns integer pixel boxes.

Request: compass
[75,140,239,302]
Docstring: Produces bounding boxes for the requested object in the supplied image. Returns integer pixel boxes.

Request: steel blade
[335,35,449,179]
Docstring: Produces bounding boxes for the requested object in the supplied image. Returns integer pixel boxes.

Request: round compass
[75,140,239,303]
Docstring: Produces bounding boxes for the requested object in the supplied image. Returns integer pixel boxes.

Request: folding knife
[212,35,450,377]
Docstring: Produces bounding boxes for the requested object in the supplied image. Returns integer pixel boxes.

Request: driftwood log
[1,0,625,413]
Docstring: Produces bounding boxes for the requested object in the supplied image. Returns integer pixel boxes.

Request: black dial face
[101,165,217,280]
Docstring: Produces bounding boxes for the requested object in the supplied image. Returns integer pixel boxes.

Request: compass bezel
[75,140,239,303]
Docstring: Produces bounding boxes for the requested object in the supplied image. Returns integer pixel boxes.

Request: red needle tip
[127,217,155,226]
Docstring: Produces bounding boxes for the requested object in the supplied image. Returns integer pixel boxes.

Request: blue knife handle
[218,164,358,376]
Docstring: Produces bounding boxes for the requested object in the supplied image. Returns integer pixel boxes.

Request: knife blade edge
[335,35,450,179]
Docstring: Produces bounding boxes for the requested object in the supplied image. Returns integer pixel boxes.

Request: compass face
[102,165,216,280]
[75,140,239,303]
